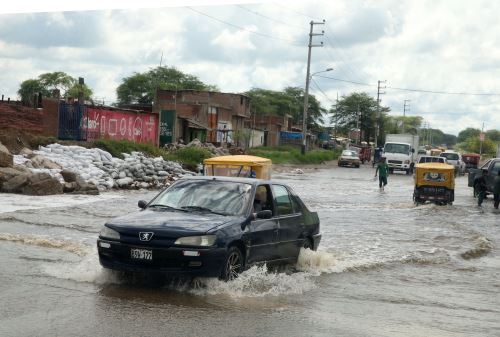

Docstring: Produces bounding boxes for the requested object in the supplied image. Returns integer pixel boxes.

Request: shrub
[164,147,212,168]
[248,146,336,164]
[29,136,59,149]
[93,139,164,159]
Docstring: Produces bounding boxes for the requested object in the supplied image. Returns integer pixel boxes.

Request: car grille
[388,160,403,165]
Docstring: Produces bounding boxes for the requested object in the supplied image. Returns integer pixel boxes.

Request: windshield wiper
[180,206,229,216]
[148,204,187,212]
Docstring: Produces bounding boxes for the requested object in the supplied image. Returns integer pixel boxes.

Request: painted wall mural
[82,108,158,144]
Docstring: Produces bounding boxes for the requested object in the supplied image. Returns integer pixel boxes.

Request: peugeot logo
[139,232,154,241]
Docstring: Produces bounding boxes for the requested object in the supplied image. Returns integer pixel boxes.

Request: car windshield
[384,143,410,154]
[342,150,357,157]
[440,153,459,160]
[150,180,252,216]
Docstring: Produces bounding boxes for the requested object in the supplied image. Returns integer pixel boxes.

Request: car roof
[178,175,275,186]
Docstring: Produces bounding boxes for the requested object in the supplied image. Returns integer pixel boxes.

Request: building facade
[154,89,251,145]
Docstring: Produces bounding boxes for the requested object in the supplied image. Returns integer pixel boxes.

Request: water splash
[42,249,122,285]
[0,233,89,256]
[190,265,315,298]
[461,236,493,260]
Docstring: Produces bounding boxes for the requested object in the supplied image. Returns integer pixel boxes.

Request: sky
[1,0,499,136]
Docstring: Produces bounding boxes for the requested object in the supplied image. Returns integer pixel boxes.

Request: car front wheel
[220,246,244,281]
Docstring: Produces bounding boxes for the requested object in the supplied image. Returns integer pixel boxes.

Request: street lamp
[302,67,333,154]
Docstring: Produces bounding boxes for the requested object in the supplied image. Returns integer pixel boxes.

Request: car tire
[220,246,244,281]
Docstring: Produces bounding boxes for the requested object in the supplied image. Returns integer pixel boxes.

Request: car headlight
[174,235,216,246]
[99,226,120,240]
[404,160,410,164]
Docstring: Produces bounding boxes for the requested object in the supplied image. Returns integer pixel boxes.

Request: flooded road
[1,165,499,337]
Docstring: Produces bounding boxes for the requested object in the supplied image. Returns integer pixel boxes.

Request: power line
[236,4,305,30]
[315,75,374,87]
[271,2,317,20]
[311,79,336,106]
[315,75,500,96]
[185,7,300,45]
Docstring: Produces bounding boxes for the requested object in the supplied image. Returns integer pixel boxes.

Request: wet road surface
[1,165,499,337]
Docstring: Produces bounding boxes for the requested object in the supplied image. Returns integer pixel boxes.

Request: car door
[487,161,500,192]
[246,184,279,264]
[272,184,303,261]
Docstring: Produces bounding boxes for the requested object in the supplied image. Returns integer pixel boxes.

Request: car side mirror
[411,148,415,153]
[255,210,272,219]
[138,200,148,209]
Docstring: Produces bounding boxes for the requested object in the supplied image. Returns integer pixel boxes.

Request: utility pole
[403,99,410,133]
[375,80,386,146]
[357,102,361,144]
[302,20,325,155]
[479,122,485,155]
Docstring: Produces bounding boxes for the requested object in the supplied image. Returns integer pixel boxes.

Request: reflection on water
[1,165,499,336]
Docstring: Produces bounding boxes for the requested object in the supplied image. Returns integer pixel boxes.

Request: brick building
[154,89,251,145]
[248,114,294,147]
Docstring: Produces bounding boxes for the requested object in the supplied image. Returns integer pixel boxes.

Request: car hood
[106,208,240,233]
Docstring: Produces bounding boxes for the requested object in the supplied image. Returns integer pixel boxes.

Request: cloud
[0,1,499,135]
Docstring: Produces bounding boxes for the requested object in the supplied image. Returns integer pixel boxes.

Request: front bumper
[339,159,360,166]
[387,161,410,170]
[97,239,226,277]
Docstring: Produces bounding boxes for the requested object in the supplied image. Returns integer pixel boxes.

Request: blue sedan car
[97,176,321,281]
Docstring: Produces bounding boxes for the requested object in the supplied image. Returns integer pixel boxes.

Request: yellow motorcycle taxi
[413,162,455,205]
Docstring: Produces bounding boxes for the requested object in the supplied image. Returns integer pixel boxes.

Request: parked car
[468,158,500,196]
[418,156,447,164]
[439,151,466,176]
[338,150,360,168]
[97,176,321,281]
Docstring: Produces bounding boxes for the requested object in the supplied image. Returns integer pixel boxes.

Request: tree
[244,87,325,131]
[485,129,500,142]
[18,79,50,106]
[330,92,390,144]
[65,83,93,100]
[459,136,496,155]
[457,127,480,143]
[385,116,423,135]
[38,71,75,93]
[17,71,93,104]
[116,66,218,105]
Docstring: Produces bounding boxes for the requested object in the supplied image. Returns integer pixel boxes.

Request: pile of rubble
[0,142,194,196]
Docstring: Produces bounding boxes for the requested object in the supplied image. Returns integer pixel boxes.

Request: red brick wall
[41,98,59,137]
[0,102,44,134]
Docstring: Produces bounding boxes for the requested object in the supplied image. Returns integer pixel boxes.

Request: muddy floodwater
[1,165,499,337]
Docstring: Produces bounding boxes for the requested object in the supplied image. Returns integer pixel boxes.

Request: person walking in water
[374,156,389,190]
[493,170,500,210]
[475,169,488,207]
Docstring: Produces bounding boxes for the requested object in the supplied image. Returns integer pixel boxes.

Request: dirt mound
[0,129,37,154]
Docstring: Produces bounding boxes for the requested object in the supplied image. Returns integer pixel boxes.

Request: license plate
[131,248,152,260]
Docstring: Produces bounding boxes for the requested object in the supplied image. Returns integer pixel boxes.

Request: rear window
[440,153,459,160]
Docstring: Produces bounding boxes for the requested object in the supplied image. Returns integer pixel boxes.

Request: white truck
[383,134,420,174]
